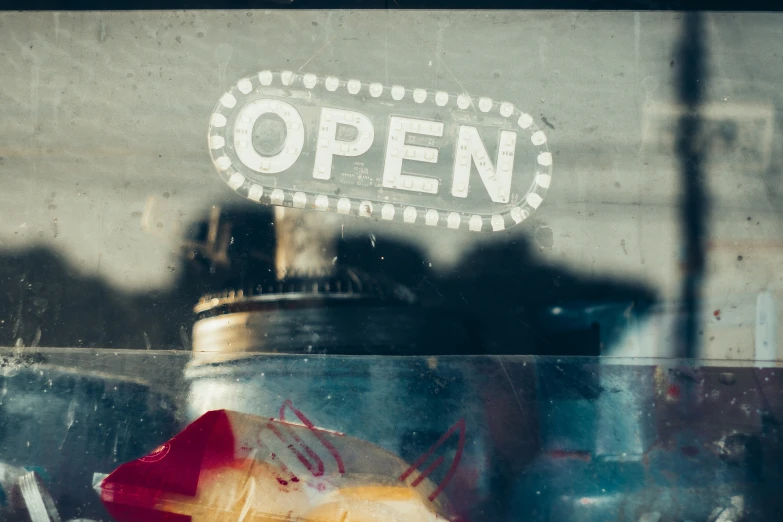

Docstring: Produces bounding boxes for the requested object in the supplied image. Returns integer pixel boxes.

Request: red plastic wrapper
[97,404,457,521]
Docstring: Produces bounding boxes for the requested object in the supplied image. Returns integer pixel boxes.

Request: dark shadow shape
[1,201,658,356]
[435,239,657,356]
[0,247,148,349]
[0,202,278,350]
[134,201,279,349]
[674,11,708,361]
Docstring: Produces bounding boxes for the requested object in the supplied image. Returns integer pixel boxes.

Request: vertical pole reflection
[675,12,708,360]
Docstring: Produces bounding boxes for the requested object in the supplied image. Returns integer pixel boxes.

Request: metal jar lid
[190,270,472,362]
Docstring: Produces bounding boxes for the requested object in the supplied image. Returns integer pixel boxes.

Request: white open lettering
[233,100,522,202]
[382,116,444,195]
[233,99,305,174]
[451,127,516,204]
[312,107,374,180]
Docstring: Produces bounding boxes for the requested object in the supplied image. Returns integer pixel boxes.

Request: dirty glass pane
[1,8,783,522]
[1,349,782,521]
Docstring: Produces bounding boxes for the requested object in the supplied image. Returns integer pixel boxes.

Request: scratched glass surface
[1,8,783,522]
[1,11,783,360]
[0,349,781,521]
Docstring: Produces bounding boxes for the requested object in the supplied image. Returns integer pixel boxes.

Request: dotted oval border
[208,70,553,232]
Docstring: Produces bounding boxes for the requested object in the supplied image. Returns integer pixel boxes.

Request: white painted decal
[313,108,374,180]
[208,70,553,232]
[382,116,444,195]
[452,128,516,204]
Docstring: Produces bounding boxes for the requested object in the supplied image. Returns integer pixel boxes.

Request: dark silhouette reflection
[336,233,656,356]
[0,202,657,354]
[675,12,708,360]
[0,247,149,349]
[138,202,279,349]
[0,202,278,350]
[442,240,656,355]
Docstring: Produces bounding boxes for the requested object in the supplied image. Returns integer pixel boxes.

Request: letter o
[232,99,305,174]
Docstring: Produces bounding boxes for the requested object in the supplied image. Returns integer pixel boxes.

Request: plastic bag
[97,407,454,521]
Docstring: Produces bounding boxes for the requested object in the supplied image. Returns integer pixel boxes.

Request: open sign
[208,70,552,231]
